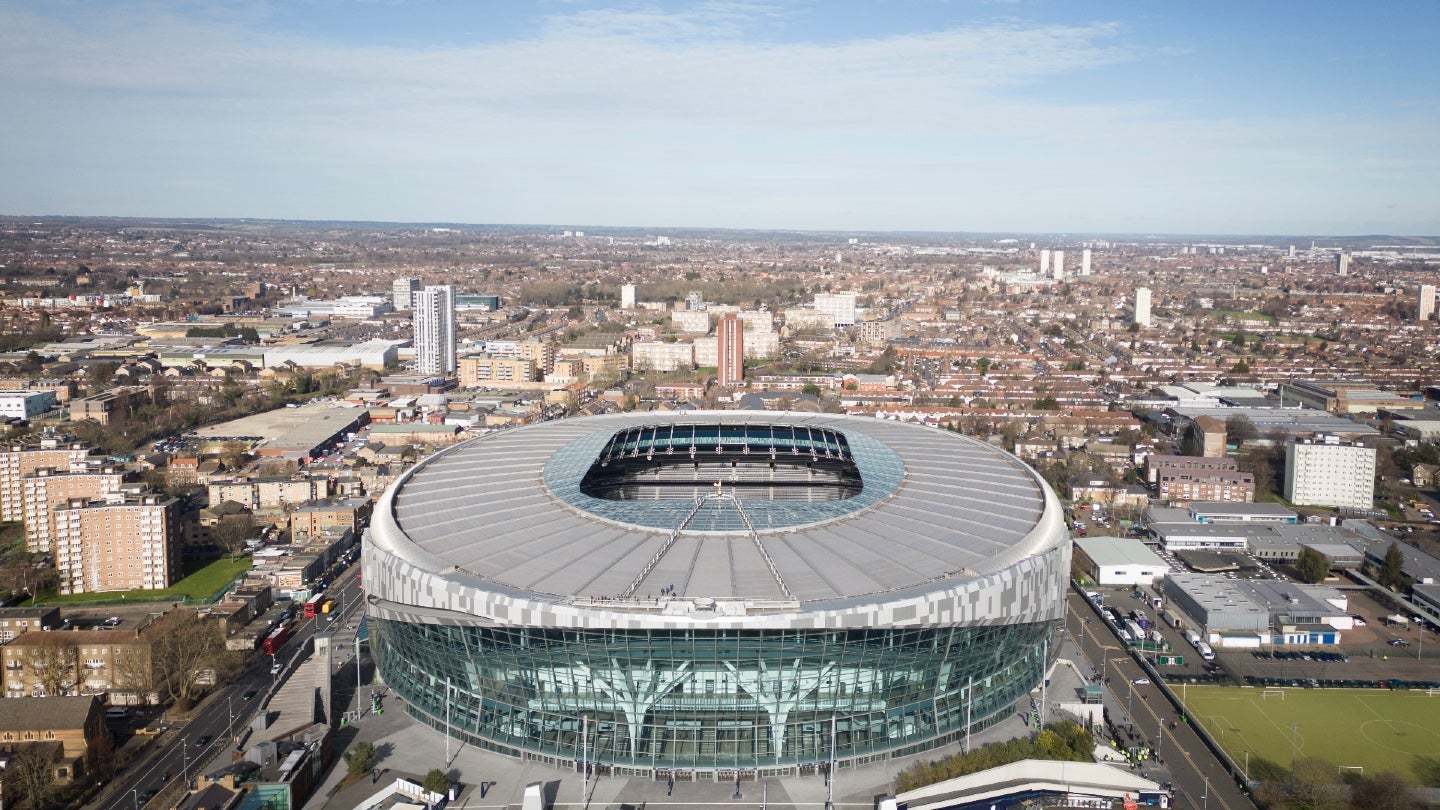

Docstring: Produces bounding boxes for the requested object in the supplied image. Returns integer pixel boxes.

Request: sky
[2,1,1438,235]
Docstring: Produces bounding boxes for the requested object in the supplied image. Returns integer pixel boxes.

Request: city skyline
[2,1,1439,235]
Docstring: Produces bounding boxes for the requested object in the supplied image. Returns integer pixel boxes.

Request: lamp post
[182,736,189,788]
[1203,775,1209,810]
[132,788,140,810]
[228,695,234,740]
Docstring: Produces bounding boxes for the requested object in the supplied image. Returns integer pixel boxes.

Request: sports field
[1181,684,1440,781]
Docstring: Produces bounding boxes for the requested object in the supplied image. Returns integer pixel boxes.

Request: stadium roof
[386,412,1060,606]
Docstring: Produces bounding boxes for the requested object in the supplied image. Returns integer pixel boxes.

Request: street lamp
[1203,775,1209,810]
[182,736,189,788]
[132,788,140,810]
[228,695,234,740]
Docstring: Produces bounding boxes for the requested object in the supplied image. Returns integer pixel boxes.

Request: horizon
[3,1,1439,235]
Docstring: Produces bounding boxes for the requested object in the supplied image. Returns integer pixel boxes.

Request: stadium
[362,412,1069,775]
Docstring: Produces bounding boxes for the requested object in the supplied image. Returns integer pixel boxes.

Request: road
[1066,591,1256,810]
[91,560,365,810]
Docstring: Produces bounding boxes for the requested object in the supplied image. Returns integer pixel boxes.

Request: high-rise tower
[717,313,744,389]
[414,285,457,375]
[1134,288,1152,328]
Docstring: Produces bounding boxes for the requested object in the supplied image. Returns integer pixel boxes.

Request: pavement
[302,635,1103,810]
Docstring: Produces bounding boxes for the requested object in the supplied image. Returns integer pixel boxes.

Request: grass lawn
[32,554,252,605]
[1183,684,1440,782]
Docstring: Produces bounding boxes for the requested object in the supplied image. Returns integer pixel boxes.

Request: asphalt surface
[1067,591,1256,810]
[88,560,365,810]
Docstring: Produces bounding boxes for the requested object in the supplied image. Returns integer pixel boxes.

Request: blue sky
[2,1,1437,234]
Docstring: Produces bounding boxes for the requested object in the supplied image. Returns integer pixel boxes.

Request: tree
[1349,771,1418,810]
[1289,756,1344,810]
[211,513,255,562]
[1226,414,1259,446]
[801,383,822,397]
[149,610,236,710]
[1379,543,1407,592]
[112,646,157,705]
[422,768,451,794]
[25,635,79,696]
[87,733,118,784]
[218,440,250,470]
[344,740,378,777]
[6,744,58,810]
[1297,547,1329,584]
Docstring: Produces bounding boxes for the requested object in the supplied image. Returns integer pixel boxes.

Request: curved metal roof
[384,411,1059,606]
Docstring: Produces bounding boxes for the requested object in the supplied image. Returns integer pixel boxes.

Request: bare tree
[86,733,117,784]
[111,647,157,706]
[24,635,78,697]
[149,610,236,710]
[6,744,59,810]
[211,513,255,562]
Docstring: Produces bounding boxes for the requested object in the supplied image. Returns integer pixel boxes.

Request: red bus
[261,624,290,655]
[302,594,324,619]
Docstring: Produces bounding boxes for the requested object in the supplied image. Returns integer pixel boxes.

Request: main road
[90,560,365,810]
[1066,591,1256,810]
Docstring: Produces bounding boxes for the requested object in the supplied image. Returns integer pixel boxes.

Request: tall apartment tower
[813,292,859,328]
[23,464,126,553]
[1336,251,1350,277]
[1284,436,1376,510]
[1081,249,1092,276]
[1039,249,1051,274]
[1420,284,1437,321]
[55,493,180,595]
[620,283,638,310]
[1288,245,1297,258]
[1134,288,1152,328]
[0,437,97,522]
[413,285,457,376]
[392,277,420,310]
[717,313,744,389]
[1052,250,1065,280]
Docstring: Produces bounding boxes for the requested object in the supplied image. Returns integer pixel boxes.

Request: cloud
[0,2,1436,232]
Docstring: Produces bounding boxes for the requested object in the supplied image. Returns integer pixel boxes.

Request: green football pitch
[1180,685,1440,781]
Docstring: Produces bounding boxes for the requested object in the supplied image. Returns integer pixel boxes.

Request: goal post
[1261,688,1285,700]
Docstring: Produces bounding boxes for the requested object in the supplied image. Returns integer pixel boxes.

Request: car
[104,616,122,626]
[195,735,212,746]
[271,661,283,674]
[1390,638,1412,647]
[242,689,258,700]
[138,791,156,805]
[1132,677,1150,685]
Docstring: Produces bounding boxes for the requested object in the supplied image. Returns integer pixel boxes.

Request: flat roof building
[1073,536,1169,585]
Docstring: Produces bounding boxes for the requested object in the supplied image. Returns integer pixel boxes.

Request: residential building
[0,437,97,522]
[391,277,419,311]
[458,355,539,387]
[288,498,373,543]
[0,607,62,643]
[632,341,695,372]
[69,386,152,425]
[53,493,180,595]
[717,313,744,388]
[813,292,859,328]
[1155,468,1254,505]
[1421,284,1436,322]
[2,627,160,703]
[1134,287,1151,327]
[413,284,456,376]
[22,464,126,553]
[207,476,330,511]
[1284,435,1377,510]
[620,283,637,310]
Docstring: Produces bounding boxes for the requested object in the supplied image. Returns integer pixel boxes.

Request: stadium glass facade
[372,618,1054,770]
